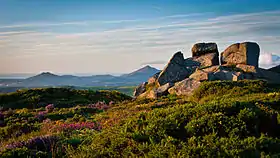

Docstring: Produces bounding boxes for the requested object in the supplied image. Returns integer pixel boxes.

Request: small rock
[232,72,245,81]
[138,89,157,99]
[236,64,256,73]
[156,83,174,97]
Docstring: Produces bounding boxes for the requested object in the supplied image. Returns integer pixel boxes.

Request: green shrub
[1,80,280,157]
[0,88,131,109]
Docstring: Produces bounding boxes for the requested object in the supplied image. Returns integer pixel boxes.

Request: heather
[1,81,280,157]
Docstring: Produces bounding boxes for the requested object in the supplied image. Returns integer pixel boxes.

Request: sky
[1,0,280,75]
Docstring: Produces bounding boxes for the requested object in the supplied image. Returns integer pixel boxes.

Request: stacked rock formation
[134,42,280,99]
[221,42,260,67]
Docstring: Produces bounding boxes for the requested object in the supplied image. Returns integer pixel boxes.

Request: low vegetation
[1,80,280,157]
[0,88,131,109]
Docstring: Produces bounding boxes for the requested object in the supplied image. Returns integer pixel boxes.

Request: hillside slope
[0,88,131,109]
[1,80,280,157]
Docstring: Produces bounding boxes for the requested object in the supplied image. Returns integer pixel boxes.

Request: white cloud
[259,53,274,67]
[1,10,280,73]
[0,13,207,29]
[259,53,280,68]
[0,31,35,36]
[0,22,87,29]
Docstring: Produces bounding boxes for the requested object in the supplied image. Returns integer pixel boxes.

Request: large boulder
[191,43,219,67]
[192,43,219,57]
[193,53,219,67]
[133,82,147,97]
[189,65,251,81]
[221,42,260,67]
[168,78,201,96]
[157,52,194,86]
[189,69,215,81]
[184,58,201,67]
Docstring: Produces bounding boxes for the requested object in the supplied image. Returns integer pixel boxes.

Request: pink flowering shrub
[109,101,114,106]
[5,135,59,151]
[88,101,110,111]
[35,111,47,121]
[45,104,54,113]
[47,122,101,133]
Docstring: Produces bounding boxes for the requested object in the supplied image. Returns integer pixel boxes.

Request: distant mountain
[27,72,61,81]
[118,65,160,84]
[122,65,160,78]
[0,66,160,88]
[22,72,69,87]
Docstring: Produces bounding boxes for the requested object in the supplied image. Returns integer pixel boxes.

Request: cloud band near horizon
[1,10,280,74]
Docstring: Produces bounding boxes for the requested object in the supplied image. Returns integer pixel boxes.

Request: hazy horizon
[1,0,280,74]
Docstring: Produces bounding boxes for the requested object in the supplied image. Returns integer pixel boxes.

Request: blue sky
[1,0,280,74]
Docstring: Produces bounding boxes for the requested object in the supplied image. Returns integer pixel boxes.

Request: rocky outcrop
[137,83,174,99]
[268,65,280,74]
[134,41,280,99]
[189,69,214,82]
[191,43,219,67]
[255,68,280,84]
[184,58,201,67]
[192,43,219,57]
[193,53,219,67]
[168,78,201,96]
[138,89,157,99]
[133,82,147,97]
[156,83,174,97]
[148,72,160,85]
[189,66,246,81]
[157,52,195,86]
[221,42,260,67]
[235,64,257,73]
[213,70,242,81]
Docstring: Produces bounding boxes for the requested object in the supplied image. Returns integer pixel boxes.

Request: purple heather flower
[109,101,114,105]
[88,101,110,111]
[45,104,54,113]
[35,111,47,121]
[5,141,25,149]
[51,122,101,132]
[5,135,59,151]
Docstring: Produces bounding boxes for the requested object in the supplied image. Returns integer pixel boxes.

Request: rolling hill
[0,66,160,89]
